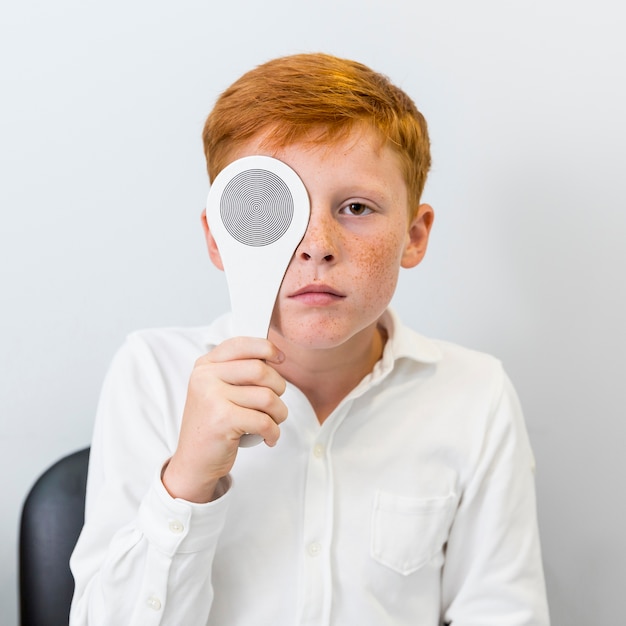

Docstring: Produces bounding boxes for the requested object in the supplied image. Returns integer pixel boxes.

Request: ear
[201,209,224,270]
[401,203,434,269]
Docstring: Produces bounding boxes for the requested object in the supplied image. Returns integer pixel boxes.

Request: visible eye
[340,202,373,216]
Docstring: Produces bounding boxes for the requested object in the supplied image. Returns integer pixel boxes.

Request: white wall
[2,1,624,624]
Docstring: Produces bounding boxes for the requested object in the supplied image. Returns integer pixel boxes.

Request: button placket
[297,435,328,622]
[296,401,353,624]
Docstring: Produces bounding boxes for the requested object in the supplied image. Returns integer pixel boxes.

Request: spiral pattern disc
[220,169,294,247]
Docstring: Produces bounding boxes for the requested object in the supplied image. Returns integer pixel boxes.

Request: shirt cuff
[137,468,232,557]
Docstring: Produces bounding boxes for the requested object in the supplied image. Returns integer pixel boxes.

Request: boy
[70,53,550,625]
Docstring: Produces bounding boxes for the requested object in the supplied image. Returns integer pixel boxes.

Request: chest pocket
[371,490,457,576]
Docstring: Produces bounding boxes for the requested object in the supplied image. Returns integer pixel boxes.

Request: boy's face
[203,125,433,354]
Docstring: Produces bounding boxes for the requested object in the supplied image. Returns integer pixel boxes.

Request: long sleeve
[69,331,229,625]
[440,369,550,626]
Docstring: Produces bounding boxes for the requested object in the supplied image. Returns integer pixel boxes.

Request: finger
[203,359,287,396]
[227,385,289,425]
[231,408,283,447]
[204,399,286,447]
[192,382,288,437]
[205,337,285,365]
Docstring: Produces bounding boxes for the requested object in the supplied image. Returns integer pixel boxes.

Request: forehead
[228,125,405,186]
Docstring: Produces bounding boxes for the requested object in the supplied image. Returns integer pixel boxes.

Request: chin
[270,315,379,352]
[270,327,343,350]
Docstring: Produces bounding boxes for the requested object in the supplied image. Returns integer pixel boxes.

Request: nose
[296,209,338,263]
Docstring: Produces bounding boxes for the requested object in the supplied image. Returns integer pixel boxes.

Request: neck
[269,322,386,423]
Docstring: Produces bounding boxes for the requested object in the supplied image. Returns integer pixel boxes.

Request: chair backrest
[19,447,90,626]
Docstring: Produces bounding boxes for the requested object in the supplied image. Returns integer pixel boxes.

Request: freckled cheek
[351,236,403,302]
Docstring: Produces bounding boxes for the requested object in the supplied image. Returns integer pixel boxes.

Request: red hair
[202,53,431,213]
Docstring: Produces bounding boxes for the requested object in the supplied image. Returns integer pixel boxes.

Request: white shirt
[70,309,550,625]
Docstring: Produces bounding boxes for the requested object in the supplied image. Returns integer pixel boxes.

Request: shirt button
[168,520,184,534]
[313,444,325,458]
[147,596,162,611]
[308,541,322,557]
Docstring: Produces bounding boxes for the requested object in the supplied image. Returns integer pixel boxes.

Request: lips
[290,284,345,297]
[288,283,346,304]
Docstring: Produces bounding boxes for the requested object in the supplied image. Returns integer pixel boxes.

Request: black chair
[19,447,90,626]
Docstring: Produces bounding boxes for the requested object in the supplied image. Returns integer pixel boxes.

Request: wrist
[161,457,224,503]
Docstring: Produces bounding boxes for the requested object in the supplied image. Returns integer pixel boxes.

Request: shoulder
[119,314,231,364]
[124,325,213,358]
[430,337,504,377]
[403,334,509,409]
[389,310,505,387]
[394,330,531,463]
[104,315,232,388]
[388,314,515,422]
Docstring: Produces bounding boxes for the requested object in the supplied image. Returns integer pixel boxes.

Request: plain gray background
[2,1,624,624]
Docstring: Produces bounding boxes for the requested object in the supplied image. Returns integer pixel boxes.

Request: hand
[162,337,288,503]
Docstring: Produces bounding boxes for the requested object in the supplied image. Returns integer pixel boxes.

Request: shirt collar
[380,308,442,365]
